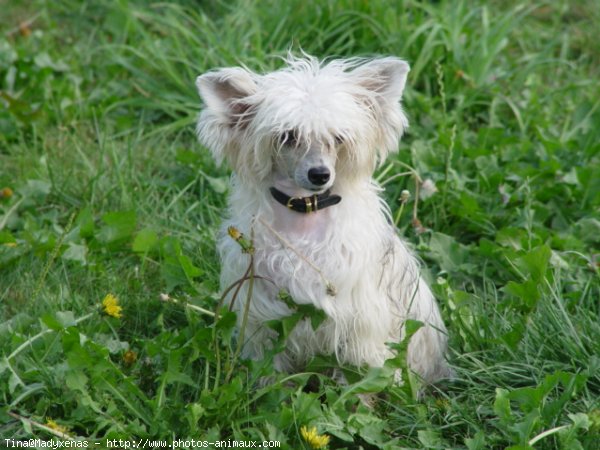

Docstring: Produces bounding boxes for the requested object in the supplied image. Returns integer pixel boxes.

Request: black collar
[269,187,342,213]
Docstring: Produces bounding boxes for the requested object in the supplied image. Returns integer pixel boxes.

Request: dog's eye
[334,135,345,145]
[279,130,298,147]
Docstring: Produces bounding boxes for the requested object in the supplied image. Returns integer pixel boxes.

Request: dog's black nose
[308,167,331,186]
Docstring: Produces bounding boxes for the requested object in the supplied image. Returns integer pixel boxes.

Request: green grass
[1,0,599,448]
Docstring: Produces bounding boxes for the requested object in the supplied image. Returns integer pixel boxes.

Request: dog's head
[196,54,409,192]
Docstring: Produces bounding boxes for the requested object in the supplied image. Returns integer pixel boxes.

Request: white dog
[196,54,452,384]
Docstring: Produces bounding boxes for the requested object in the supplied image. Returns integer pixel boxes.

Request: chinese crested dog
[196,54,452,384]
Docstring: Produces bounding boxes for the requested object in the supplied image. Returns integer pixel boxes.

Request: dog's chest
[271,206,332,240]
[253,207,385,308]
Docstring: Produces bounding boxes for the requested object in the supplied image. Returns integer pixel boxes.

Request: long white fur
[196,54,452,384]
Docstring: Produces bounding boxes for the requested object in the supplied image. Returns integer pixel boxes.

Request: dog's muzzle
[269,187,342,213]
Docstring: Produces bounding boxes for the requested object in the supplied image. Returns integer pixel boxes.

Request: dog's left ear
[352,57,410,101]
[351,58,410,158]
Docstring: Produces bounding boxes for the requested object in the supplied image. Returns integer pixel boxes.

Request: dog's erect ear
[350,58,410,160]
[352,58,409,101]
[196,68,260,170]
[196,68,257,126]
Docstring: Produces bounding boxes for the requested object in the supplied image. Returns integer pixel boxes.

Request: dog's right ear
[196,68,257,125]
[196,68,257,165]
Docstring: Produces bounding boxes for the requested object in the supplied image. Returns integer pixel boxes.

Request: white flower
[420,179,438,200]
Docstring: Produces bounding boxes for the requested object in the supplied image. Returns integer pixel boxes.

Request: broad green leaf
[96,210,137,247]
[20,179,51,200]
[132,228,159,253]
[61,242,87,263]
[0,231,15,244]
[511,410,540,443]
[66,371,88,392]
[428,232,474,273]
[345,366,394,394]
[348,412,386,446]
[76,207,95,238]
[160,236,203,291]
[494,388,512,423]
[465,431,486,450]
[569,412,591,430]
[503,279,540,312]
[500,320,526,350]
[514,245,551,281]
[418,429,443,447]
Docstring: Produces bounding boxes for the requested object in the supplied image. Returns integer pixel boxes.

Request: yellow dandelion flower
[300,426,330,449]
[227,226,242,241]
[123,349,137,365]
[227,226,254,254]
[46,418,69,435]
[435,397,450,409]
[102,293,122,318]
[0,187,13,199]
